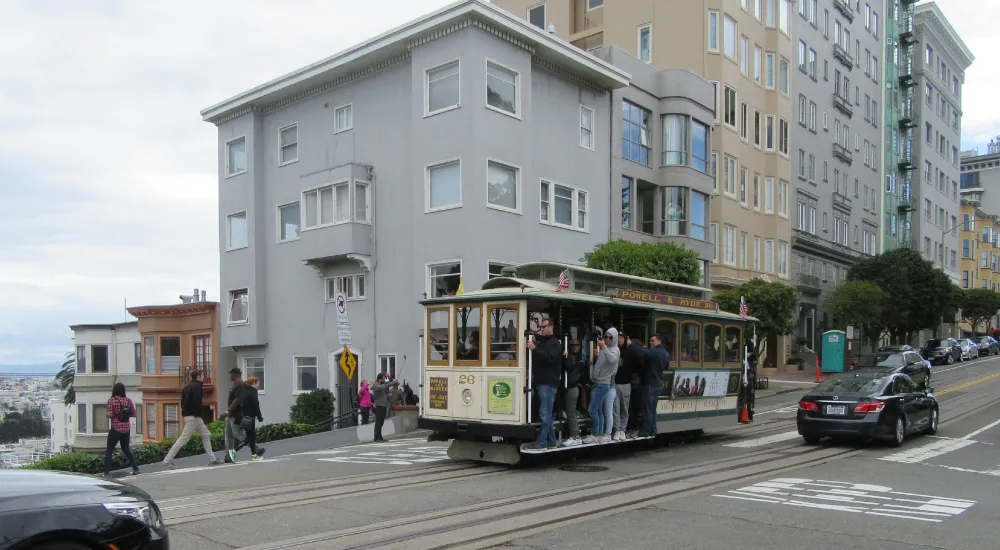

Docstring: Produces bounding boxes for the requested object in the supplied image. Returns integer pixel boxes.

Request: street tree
[959,288,1000,336]
[715,278,798,363]
[583,239,701,286]
[54,351,76,406]
[847,248,958,343]
[823,280,887,341]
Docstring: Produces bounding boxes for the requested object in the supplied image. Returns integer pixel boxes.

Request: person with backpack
[162,370,222,469]
[103,382,140,478]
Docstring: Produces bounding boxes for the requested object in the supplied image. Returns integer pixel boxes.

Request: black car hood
[0,470,152,514]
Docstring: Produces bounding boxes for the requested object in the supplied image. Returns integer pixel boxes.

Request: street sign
[338,324,352,345]
[339,347,357,380]
[335,292,349,324]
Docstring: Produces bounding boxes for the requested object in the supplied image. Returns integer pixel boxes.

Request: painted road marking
[878,438,977,464]
[316,445,450,466]
[960,417,1000,440]
[936,372,1000,395]
[724,430,801,448]
[757,405,799,416]
[714,478,975,523]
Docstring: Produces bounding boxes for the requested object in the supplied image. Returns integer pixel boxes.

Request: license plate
[825,405,847,415]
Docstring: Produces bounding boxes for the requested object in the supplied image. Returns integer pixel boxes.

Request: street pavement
[120,354,1000,550]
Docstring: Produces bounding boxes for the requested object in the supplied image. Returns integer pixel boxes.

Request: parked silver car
[959,338,980,360]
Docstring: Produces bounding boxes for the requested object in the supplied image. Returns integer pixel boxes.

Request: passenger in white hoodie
[583,327,620,444]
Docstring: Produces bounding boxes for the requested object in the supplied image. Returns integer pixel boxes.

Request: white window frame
[778,179,789,218]
[225,135,247,178]
[723,85,737,129]
[723,15,737,61]
[425,158,462,213]
[378,354,397,378]
[708,10,719,52]
[485,59,521,119]
[227,288,250,326]
[539,179,589,232]
[226,210,248,251]
[488,260,515,279]
[527,3,546,29]
[579,105,595,151]
[637,24,652,63]
[292,355,320,395]
[753,109,762,148]
[425,59,461,118]
[765,239,775,273]
[354,180,371,224]
[765,52,775,89]
[710,223,718,263]
[764,177,775,214]
[723,154,737,197]
[753,236,761,271]
[334,104,353,134]
[427,260,462,298]
[778,240,789,278]
[741,35,749,75]
[765,114,775,151]
[754,45,762,85]
[243,357,265,394]
[278,123,298,166]
[740,232,748,268]
[486,158,522,214]
[740,102,748,142]
[326,274,367,302]
[723,224,737,265]
[276,202,300,243]
[587,0,603,10]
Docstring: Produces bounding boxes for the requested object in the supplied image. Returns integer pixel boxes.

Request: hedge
[29,420,314,474]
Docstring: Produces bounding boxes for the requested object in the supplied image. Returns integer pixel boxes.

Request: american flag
[555,268,569,292]
[739,295,749,318]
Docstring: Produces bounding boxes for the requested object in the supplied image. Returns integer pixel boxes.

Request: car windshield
[977,337,992,344]
[871,353,904,367]
[814,373,888,395]
[925,339,943,348]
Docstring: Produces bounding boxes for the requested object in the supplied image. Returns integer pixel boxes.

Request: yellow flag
[457,277,465,295]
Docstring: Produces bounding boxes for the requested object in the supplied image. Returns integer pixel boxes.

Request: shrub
[257,422,314,442]
[289,388,335,426]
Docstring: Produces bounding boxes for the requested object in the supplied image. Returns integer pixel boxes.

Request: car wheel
[891,415,906,447]
[803,435,821,445]
[946,354,955,365]
[926,407,939,435]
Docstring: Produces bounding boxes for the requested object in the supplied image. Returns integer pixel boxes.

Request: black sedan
[797,369,939,447]
[0,469,168,550]
[863,350,932,389]
[921,338,963,365]
[974,335,1000,356]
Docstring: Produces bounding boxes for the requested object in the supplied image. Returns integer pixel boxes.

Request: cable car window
[455,304,482,364]
[487,304,519,366]
[427,307,451,365]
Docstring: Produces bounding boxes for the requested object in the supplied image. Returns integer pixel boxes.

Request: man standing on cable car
[637,333,669,438]
[525,319,563,450]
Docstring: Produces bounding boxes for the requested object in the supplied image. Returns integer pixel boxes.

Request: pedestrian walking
[219,367,247,463]
[163,370,222,469]
[103,383,140,478]
[240,376,266,461]
[370,373,398,442]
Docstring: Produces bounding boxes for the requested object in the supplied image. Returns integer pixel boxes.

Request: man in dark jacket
[219,367,247,463]
[162,370,221,469]
[525,318,563,449]
[614,333,647,441]
[637,333,670,437]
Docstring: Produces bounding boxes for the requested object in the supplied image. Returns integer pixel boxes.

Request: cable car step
[520,436,655,454]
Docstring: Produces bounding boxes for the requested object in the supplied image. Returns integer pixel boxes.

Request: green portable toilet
[822,330,846,373]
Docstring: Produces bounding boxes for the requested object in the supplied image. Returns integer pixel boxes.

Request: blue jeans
[639,383,661,436]
[590,384,615,436]
[602,386,616,435]
[535,384,558,446]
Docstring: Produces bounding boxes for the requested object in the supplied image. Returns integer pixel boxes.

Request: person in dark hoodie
[613,332,646,441]
[636,333,670,437]
[239,376,266,460]
[525,318,563,450]
[162,370,222,469]
[560,338,588,447]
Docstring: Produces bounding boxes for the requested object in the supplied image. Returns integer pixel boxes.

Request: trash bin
[821,330,846,373]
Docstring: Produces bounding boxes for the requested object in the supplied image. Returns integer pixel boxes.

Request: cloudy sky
[0,0,995,367]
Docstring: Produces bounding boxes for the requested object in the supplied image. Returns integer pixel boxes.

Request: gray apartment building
[909,2,972,286]
[789,0,884,351]
[200,0,715,422]
[960,139,1000,215]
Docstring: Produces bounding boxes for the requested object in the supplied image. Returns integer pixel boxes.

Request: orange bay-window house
[128,299,221,443]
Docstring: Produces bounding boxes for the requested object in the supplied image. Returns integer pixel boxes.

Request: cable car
[416,263,758,465]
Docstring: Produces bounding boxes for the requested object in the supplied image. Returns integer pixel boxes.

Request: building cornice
[127,303,218,318]
[915,3,974,70]
[532,56,608,93]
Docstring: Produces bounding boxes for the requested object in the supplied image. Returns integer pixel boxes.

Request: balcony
[833,43,854,69]
[139,365,214,394]
[834,0,854,22]
[833,192,853,212]
[299,222,373,265]
[794,228,819,244]
[796,272,821,293]
[899,50,916,88]
[899,100,919,130]
[833,92,854,117]
[898,149,916,171]
[833,142,854,165]
[899,13,917,46]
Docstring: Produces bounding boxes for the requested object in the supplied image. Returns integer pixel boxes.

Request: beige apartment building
[495,0,794,367]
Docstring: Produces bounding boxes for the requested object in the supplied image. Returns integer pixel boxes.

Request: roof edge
[915,2,974,67]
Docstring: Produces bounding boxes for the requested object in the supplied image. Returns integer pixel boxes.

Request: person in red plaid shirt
[104,382,141,477]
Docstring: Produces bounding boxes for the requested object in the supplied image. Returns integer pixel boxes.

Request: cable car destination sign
[614,288,719,312]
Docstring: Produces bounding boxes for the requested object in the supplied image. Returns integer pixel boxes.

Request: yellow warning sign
[339,347,357,380]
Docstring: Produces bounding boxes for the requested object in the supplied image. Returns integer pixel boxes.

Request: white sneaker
[582,435,599,444]
[613,432,624,441]
[599,435,612,443]
[562,437,582,447]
